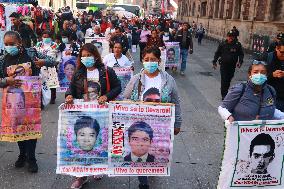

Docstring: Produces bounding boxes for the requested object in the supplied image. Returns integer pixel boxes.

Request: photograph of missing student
[57,102,109,176]
[218,121,284,188]
[109,102,175,176]
[1,76,41,142]
[165,42,180,68]
[58,56,76,91]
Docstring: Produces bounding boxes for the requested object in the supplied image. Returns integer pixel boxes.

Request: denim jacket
[124,69,182,128]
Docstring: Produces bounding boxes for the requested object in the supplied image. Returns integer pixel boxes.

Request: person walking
[213,31,244,100]
[174,22,193,76]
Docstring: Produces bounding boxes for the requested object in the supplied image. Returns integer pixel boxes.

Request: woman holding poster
[0,31,56,173]
[65,43,121,189]
[218,60,284,122]
[123,46,182,189]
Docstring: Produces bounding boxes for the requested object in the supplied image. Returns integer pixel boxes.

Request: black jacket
[65,66,121,101]
[213,40,244,66]
[175,30,193,49]
[267,52,284,99]
[124,153,155,162]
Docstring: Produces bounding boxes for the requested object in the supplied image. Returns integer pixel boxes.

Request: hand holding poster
[218,121,284,189]
[108,101,175,176]
[112,67,133,100]
[0,76,42,142]
[165,42,180,68]
[57,102,109,177]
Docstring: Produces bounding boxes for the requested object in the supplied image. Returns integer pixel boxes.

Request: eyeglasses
[252,60,267,65]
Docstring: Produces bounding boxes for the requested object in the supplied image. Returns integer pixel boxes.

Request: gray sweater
[124,69,182,128]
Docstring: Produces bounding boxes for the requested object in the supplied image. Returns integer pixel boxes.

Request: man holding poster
[0,31,56,173]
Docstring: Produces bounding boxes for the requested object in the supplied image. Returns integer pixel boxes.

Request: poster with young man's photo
[165,42,180,68]
[218,121,284,189]
[108,101,175,176]
[57,56,77,92]
[112,67,133,100]
[56,102,109,177]
[1,76,42,142]
[85,37,109,59]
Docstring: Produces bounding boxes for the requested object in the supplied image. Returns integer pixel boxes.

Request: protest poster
[160,49,166,71]
[6,62,32,76]
[218,120,284,189]
[85,37,109,59]
[165,42,180,68]
[0,76,42,142]
[57,56,77,92]
[40,66,60,89]
[108,101,175,176]
[57,102,109,177]
[112,67,133,100]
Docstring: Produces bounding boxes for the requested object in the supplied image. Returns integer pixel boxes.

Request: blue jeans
[276,99,284,112]
[180,48,189,72]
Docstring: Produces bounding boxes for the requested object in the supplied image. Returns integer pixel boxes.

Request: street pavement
[0,38,253,189]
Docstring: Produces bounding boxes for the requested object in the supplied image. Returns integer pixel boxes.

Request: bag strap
[105,67,110,92]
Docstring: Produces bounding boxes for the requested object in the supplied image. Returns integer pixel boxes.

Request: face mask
[43,38,52,44]
[250,73,267,85]
[5,45,19,56]
[143,62,159,73]
[62,37,69,44]
[81,57,95,68]
[164,33,169,37]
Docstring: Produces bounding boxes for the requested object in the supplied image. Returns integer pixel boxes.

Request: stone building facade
[177,0,284,49]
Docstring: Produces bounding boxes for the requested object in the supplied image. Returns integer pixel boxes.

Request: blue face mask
[43,38,52,44]
[143,62,159,73]
[251,73,267,85]
[62,37,69,44]
[81,57,95,68]
[5,46,19,56]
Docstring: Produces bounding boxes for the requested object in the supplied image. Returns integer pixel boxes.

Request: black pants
[139,42,147,62]
[220,65,235,99]
[138,176,148,185]
[17,139,37,161]
[51,88,56,100]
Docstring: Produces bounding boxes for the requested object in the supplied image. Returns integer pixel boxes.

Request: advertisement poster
[57,56,77,92]
[0,76,42,142]
[57,102,109,177]
[218,121,284,189]
[85,37,109,59]
[112,67,133,100]
[108,102,175,176]
[165,42,180,68]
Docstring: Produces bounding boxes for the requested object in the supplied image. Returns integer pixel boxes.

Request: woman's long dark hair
[76,43,104,70]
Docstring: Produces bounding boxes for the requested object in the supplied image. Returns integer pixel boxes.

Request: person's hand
[6,75,21,87]
[227,115,235,123]
[212,63,217,70]
[98,95,108,104]
[34,58,45,68]
[65,95,74,104]
[174,128,181,135]
[236,62,242,68]
[273,70,284,78]
[189,49,193,54]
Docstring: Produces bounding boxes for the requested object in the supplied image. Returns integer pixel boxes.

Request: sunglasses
[252,60,267,65]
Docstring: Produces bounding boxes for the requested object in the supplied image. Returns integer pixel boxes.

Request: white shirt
[103,53,132,68]
[87,69,99,80]
[131,152,149,162]
[86,69,100,101]
[141,73,162,101]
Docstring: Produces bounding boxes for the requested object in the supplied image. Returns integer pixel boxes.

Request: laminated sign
[218,121,284,189]
[108,101,175,176]
[0,76,42,142]
[57,102,109,177]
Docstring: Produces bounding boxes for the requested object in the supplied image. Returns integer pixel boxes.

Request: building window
[272,0,284,21]
[255,0,266,21]
[214,0,220,18]
[192,2,196,16]
[201,2,207,17]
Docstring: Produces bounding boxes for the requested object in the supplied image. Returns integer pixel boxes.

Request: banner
[218,121,284,189]
[0,76,42,142]
[40,66,60,89]
[57,56,77,92]
[57,102,109,177]
[112,67,133,100]
[108,102,175,176]
[165,42,180,68]
[85,37,109,59]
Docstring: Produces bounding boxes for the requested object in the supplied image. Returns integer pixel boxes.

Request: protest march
[0,0,284,189]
